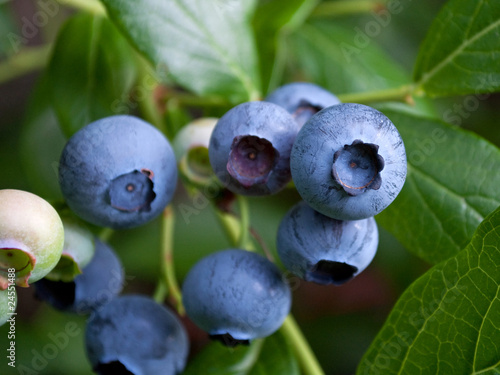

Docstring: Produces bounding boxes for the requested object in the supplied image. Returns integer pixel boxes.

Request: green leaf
[101,0,261,103]
[253,0,319,94]
[414,0,500,97]
[376,104,500,264]
[47,13,137,137]
[183,331,299,375]
[288,21,409,94]
[357,206,500,375]
[19,73,66,201]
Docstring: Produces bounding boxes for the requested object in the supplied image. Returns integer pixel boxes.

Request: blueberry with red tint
[209,102,299,196]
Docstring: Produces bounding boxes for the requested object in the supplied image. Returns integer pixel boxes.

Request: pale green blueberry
[0,189,64,288]
[0,287,16,326]
[173,118,217,185]
[45,218,95,282]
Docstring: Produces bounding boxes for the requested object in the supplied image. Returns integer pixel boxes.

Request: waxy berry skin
[265,82,341,127]
[59,115,177,229]
[182,249,292,346]
[35,239,124,314]
[85,295,189,375]
[277,201,378,285]
[291,103,407,221]
[209,101,300,196]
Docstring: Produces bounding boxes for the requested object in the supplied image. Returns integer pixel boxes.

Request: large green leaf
[253,0,319,94]
[101,0,261,103]
[183,331,299,375]
[414,0,500,96]
[47,13,137,137]
[376,104,500,264]
[288,21,409,94]
[357,206,500,375]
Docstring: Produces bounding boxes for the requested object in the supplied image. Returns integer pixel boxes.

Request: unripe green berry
[0,189,64,288]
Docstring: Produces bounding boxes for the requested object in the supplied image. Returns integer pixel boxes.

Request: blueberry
[85,295,189,375]
[0,189,64,288]
[35,238,124,314]
[291,103,406,220]
[265,82,341,127]
[59,115,177,229]
[209,102,299,195]
[277,201,378,285]
[182,249,291,346]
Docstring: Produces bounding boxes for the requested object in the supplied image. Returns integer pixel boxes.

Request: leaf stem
[137,63,168,135]
[0,44,52,85]
[337,84,415,104]
[237,196,250,249]
[98,227,114,243]
[311,0,385,18]
[159,205,185,314]
[57,0,106,14]
[280,315,325,375]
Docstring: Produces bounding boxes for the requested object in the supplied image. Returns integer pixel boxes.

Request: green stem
[163,92,230,108]
[57,0,106,14]
[311,0,385,18]
[137,63,167,134]
[281,315,325,375]
[237,196,250,249]
[99,227,114,243]
[159,205,185,314]
[0,45,52,85]
[214,209,241,247]
[337,84,415,104]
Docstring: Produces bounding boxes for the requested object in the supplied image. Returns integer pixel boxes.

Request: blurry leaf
[357,206,500,374]
[414,0,500,96]
[47,13,137,137]
[376,103,500,264]
[287,21,409,94]
[19,73,66,201]
[0,3,17,58]
[253,0,319,94]
[101,0,261,103]
[183,331,299,375]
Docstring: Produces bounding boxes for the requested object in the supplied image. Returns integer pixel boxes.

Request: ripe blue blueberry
[265,82,341,127]
[34,238,124,314]
[182,249,291,346]
[209,102,299,195]
[277,201,378,285]
[85,295,189,375]
[291,103,406,220]
[59,115,177,229]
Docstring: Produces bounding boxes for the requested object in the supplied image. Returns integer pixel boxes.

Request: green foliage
[288,21,409,94]
[358,205,500,374]
[100,0,262,103]
[184,331,299,375]
[48,13,137,137]
[2,0,500,374]
[376,103,500,265]
[414,0,500,96]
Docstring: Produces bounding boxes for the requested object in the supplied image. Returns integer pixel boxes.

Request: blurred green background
[1,0,499,374]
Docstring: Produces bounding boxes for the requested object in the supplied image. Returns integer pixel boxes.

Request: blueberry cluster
[209,82,406,285]
[1,81,406,374]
